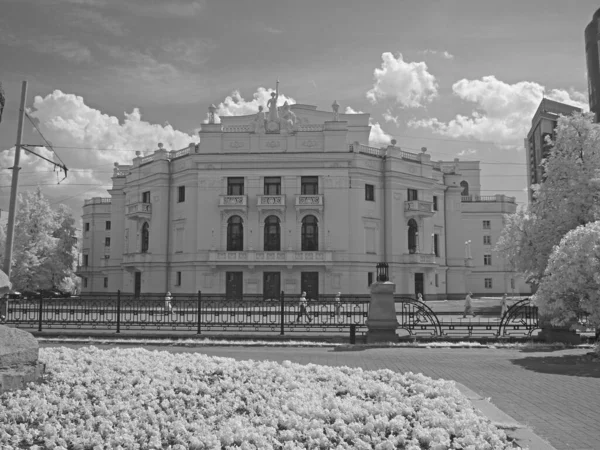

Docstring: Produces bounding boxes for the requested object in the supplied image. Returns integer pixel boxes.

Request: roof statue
[280,101,297,134]
[266,80,282,133]
[332,100,340,121]
[251,105,266,134]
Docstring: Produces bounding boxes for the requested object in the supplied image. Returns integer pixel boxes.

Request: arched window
[301,215,318,251]
[460,180,469,196]
[141,222,150,253]
[264,216,280,251]
[408,219,418,254]
[227,216,243,251]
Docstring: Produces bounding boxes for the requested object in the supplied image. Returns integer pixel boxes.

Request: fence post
[196,290,202,335]
[37,295,43,332]
[350,324,356,344]
[280,290,285,336]
[116,290,121,334]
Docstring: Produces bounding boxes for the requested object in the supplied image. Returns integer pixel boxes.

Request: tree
[532,221,600,331]
[8,188,78,291]
[496,112,600,286]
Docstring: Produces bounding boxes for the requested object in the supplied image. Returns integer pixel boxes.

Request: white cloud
[382,110,399,126]
[212,88,296,121]
[421,49,454,59]
[0,90,197,210]
[408,75,588,145]
[366,52,438,108]
[344,106,392,146]
[457,149,477,157]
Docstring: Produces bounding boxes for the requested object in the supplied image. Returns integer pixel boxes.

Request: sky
[0,0,597,216]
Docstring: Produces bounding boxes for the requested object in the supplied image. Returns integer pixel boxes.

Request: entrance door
[134,271,141,297]
[263,272,280,301]
[301,272,319,301]
[225,272,243,300]
[414,272,424,299]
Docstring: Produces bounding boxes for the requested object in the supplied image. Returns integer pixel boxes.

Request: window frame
[83,254,89,266]
[301,215,318,251]
[407,188,418,201]
[105,237,111,247]
[105,221,111,231]
[433,234,439,257]
[141,222,150,253]
[264,177,281,195]
[484,254,492,266]
[176,271,182,286]
[103,277,108,288]
[365,184,375,201]
[84,222,90,232]
[263,215,281,251]
[301,176,318,195]
[227,216,244,251]
[142,191,151,203]
[177,185,186,203]
[483,235,491,245]
[484,278,492,289]
[227,177,245,195]
[433,196,438,211]
[368,272,373,287]
[483,220,491,230]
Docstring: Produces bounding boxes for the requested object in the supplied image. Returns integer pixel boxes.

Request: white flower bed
[0,347,518,449]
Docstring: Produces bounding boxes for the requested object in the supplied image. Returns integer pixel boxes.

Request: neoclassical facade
[77,99,528,299]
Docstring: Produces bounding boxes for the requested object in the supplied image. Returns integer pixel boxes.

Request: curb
[455,382,557,450]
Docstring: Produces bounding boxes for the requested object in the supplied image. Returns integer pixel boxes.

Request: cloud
[264,27,282,34]
[68,8,126,36]
[122,0,205,17]
[344,107,392,146]
[408,75,588,145]
[0,28,92,63]
[0,90,198,209]
[366,52,438,108]
[420,49,454,59]
[212,88,296,121]
[457,149,477,157]
[382,110,399,126]
[161,38,216,65]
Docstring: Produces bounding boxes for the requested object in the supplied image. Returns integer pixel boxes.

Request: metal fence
[0,292,542,339]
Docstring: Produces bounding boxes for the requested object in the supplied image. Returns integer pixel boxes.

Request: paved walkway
[40,343,599,449]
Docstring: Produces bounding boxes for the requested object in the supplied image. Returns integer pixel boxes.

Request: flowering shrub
[0,347,518,449]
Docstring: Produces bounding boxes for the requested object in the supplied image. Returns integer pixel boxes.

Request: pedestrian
[334,292,341,320]
[463,292,475,318]
[295,291,312,323]
[417,293,424,303]
[500,293,508,318]
[164,291,173,313]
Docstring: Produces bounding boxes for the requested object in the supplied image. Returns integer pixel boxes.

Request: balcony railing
[404,200,434,217]
[257,195,285,207]
[208,250,333,266]
[462,195,516,203]
[295,195,323,207]
[84,198,111,206]
[126,202,152,219]
[401,253,437,264]
[219,195,247,207]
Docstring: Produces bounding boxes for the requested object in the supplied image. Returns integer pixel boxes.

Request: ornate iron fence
[0,292,541,339]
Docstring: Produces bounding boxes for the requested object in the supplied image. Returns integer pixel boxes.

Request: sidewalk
[41,342,599,450]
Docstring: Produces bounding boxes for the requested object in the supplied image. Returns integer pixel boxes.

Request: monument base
[0,362,46,394]
[0,325,45,393]
[366,328,398,343]
[366,281,399,343]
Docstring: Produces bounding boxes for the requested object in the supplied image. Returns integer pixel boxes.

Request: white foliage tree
[533,222,600,331]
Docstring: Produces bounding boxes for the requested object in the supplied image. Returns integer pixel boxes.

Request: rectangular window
[227,177,244,195]
[83,277,88,288]
[407,189,418,201]
[178,185,185,203]
[83,254,89,266]
[264,177,281,195]
[483,220,491,229]
[433,196,438,211]
[142,191,151,203]
[484,254,492,265]
[105,221,111,231]
[485,278,492,289]
[84,222,90,232]
[365,184,375,201]
[368,272,373,287]
[105,237,111,247]
[433,234,439,257]
[103,277,108,288]
[176,271,182,286]
[483,235,491,245]
[301,176,318,195]
[435,273,439,287]
[104,255,109,259]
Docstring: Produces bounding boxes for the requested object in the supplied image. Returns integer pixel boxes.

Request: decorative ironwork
[498,298,540,337]
[395,297,442,336]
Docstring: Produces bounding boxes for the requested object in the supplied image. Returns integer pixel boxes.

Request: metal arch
[497,297,540,337]
[395,296,443,337]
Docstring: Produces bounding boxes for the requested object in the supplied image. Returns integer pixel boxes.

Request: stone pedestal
[366,281,399,343]
[0,325,45,394]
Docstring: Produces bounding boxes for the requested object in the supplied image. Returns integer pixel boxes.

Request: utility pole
[3,81,27,278]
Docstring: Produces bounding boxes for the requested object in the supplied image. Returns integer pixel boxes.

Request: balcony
[208,250,333,269]
[400,253,437,265]
[404,200,434,218]
[295,194,323,211]
[75,265,92,276]
[257,195,285,209]
[126,202,152,220]
[219,195,247,210]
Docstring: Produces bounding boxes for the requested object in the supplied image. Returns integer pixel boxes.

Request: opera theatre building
[78,96,527,299]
